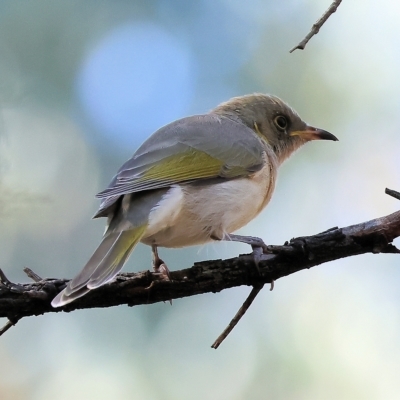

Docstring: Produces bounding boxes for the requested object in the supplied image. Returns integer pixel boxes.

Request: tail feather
[65,232,123,294]
[51,286,91,308]
[51,225,147,308]
[87,231,140,289]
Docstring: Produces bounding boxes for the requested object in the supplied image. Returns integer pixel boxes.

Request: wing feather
[95,114,266,213]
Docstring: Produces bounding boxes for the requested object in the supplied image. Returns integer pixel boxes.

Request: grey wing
[93,114,265,218]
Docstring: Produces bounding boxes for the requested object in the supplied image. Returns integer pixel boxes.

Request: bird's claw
[244,236,269,253]
[152,244,171,281]
[251,245,275,292]
[218,233,274,290]
[250,241,274,291]
[153,261,171,282]
[151,247,172,304]
[251,245,263,273]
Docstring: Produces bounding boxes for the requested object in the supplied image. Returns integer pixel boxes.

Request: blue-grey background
[1,1,400,399]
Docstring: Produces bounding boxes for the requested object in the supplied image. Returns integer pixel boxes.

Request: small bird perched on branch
[51,93,338,307]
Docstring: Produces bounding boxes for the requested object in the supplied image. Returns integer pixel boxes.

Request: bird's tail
[51,225,147,307]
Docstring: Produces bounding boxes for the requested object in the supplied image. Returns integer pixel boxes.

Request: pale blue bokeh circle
[77,23,196,147]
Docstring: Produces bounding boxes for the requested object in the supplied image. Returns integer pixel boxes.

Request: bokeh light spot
[77,23,196,147]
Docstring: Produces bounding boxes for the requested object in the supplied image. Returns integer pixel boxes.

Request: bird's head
[212,93,338,164]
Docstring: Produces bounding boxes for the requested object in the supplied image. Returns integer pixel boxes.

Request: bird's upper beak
[290,126,338,141]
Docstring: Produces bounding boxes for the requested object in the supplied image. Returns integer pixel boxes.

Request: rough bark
[1,208,399,322]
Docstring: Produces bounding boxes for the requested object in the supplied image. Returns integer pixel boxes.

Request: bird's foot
[226,234,269,260]
[151,245,172,304]
[230,234,269,253]
[151,244,170,280]
[221,234,274,290]
[152,250,171,281]
[153,259,171,281]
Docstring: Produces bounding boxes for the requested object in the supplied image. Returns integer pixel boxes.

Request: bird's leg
[151,245,172,305]
[216,233,274,290]
[226,234,269,253]
[151,245,171,281]
[222,233,270,267]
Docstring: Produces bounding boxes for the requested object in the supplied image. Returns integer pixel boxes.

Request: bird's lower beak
[290,127,338,141]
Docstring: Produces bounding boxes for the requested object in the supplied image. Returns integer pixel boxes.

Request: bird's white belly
[141,164,276,248]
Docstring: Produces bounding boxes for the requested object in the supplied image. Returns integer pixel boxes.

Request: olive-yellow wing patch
[96,114,265,199]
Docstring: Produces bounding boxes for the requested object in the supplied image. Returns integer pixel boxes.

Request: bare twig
[386,188,400,201]
[211,283,264,349]
[0,269,25,293]
[0,317,20,337]
[0,269,12,286]
[23,267,43,282]
[290,0,342,53]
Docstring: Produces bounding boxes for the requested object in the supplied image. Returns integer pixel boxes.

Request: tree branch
[1,188,399,344]
[290,0,343,53]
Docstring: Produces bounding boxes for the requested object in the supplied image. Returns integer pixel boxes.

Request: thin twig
[23,267,43,282]
[290,0,342,53]
[386,188,400,201]
[0,268,25,293]
[0,268,12,285]
[0,318,20,337]
[211,283,264,349]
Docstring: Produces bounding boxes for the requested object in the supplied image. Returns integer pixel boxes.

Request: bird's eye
[274,115,288,131]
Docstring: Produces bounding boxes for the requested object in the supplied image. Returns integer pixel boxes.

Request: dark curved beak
[290,126,338,141]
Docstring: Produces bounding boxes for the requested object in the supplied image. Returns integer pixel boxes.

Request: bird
[51,93,338,307]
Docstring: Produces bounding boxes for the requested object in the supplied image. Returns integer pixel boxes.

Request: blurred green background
[1,1,400,399]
